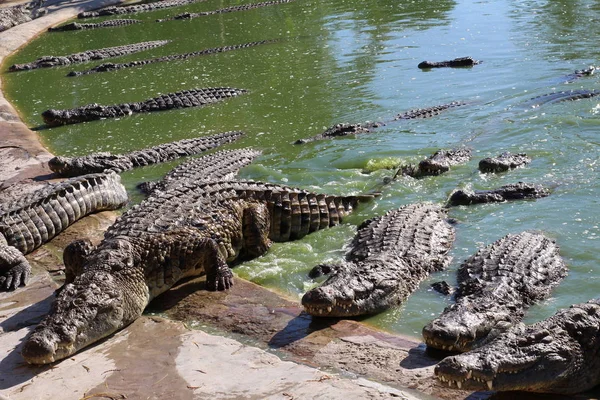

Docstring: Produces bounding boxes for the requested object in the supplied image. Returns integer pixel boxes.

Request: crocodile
[137,147,262,195]
[561,65,596,84]
[302,203,455,317]
[0,0,46,32]
[434,298,600,393]
[399,147,472,178]
[48,19,141,32]
[8,40,170,72]
[0,172,128,291]
[78,0,206,18]
[447,182,550,206]
[527,89,600,107]
[418,57,481,69]
[48,131,244,177]
[422,231,567,353]
[21,179,375,363]
[41,87,247,127]
[393,101,467,120]
[68,40,275,77]
[157,0,294,22]
[478,152,531,173]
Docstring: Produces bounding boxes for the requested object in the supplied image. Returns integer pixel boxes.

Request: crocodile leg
[0,243,31,290]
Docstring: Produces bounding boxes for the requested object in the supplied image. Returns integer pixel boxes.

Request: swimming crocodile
[21,179,375,364]
[418,57,481,69]
[68,40,275,77]
[48,19,141,32]
[8,40,169,71]
[422,231,567,353]
[302,203,455,317]
[41,87,247,126]
[78,0,206,18]
[527,89,600,107]
[561,65,596,84]
[393,101,467,120]
[447,182,550,206]
[157,0,294,22]
[0,172,128,291]
[434,298,600,393]
[478,152,531,173]
[48,131,244,177]
[137,147,262,195]
[399,147,472,178]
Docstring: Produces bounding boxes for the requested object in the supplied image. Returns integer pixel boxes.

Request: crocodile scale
[48,19,141,32]
[78,0,207,18]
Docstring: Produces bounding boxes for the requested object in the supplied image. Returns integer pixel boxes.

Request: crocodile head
[42,103,105,126]
[48,153,124,176]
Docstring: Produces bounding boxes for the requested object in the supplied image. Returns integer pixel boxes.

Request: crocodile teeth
[457,381,462,389]
[466,370,472,379]
[487,380,493,390]
[327,306,332,312]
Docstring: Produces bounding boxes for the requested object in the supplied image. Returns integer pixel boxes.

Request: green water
[3,0,600,339]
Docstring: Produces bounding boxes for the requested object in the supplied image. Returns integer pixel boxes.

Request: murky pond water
[3,0,600,339]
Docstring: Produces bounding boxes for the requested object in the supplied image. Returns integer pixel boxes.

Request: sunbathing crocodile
[48,131,244,177]
[447,182,550,206]
[41,87,247,126]
[68,40,275,77]
[302,203,455,317]
[157,0,294,22]
[478,152,531,173]
[418,57,481,69]
[399,147,472,178]
[434,298,600,393]
[0,172,128,291]
[8,40,169,71]
[0,0,46,33]
[78,0,206,18]
[422,231,567,353]
[21,179,375,364]
[48,19,141,32]
[138,147,262,195]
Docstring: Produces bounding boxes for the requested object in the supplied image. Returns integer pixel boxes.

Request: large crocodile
[41,87,247,126]
[0,172,128,291]
[527,89,600,107]
[157,0,294,22]
[434,298,600,393]
[48,131,244,177]
[78,0,206,18]
[8,40,169,72]
[0,0,46,32]
[447,182,550,206]
[418,57,481,69]
[302,203,455,317]
[422,231,567,353]
[68,40,275,77]
[21,179,375,364]
[48,19,141,32]
[399,148,472,178]
[478,152,531,173]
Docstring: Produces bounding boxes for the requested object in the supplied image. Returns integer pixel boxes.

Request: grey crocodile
[48,19,141,32]
[422,231,567,353]
[137,147,262,195]
[0,172,128,291]
[78,0,206,18]
[0,0,46,33]
[8,40,169,72]
[434,298,600,393]
[302,203,455,317]
[393,101,467,120]
[418,57,481,69]
[527,89,600,107]
[41,87,247,126]
[399,148,472,178]
[68,40,275,77]
[48,131,244,177]
[447,182,550,206]
[478,152,531,173]
[157,0,294,22]
[21,179,375,363]
[561,65,596,83]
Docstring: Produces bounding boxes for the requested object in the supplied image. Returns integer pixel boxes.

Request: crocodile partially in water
[447,182,550,206]
[157,0,294,22]
[48,19,141,32]
[8,40,169,71]
[418,57,481,69]
[435,298,600,394]
[422,231,567,353]
[78,0,206,18]
[0,172,128,291]
[302,203,455,317]
[399,147,472,178]
[41,87,247,126]
[527,89,600,107]
[478,152,531,173]
[21,179,375,364]
[48,131,244,177]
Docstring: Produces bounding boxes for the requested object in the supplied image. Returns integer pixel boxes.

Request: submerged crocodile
[0,173,128,291]
[48,19,141,32]
[435,298,600,393]
[302,203,455,317]
[8,40,169,71]
[68,40,275,77]
[21,179,375,363]
[48,131,244,177]
[447,182,550,206]
[527,89,600,107]
[418,57,481,69]
[478,152,531,173]
[78,0,206,18]
[561,65,596,84]
[41,87,247,126]
[422,231,567,353]
[393,101,466,120]
[138,147,262,195]
[157,0,294,22]
[399,148,472,178]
